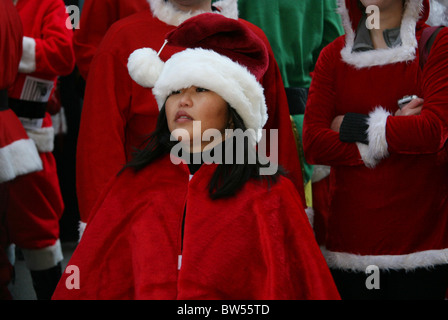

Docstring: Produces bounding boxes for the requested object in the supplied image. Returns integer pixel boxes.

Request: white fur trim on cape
[152,48,267,142]
[148,0,238,27]
[338,0,424,68]
[311,165,331,183]
[26,126,55,153]
[19,36,36,74]
[128,48,165,88]
[0,138,42,183]
[22,239,64,271]
[321,246,448,272]
[357,107,390,168]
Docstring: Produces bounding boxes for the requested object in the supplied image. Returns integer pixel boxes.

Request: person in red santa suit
[73,0,150,82]
[52,14,340,300]
[75,0,305,238]
[0,0,43,300]
[6,0,75,300]
[303,0,448,299]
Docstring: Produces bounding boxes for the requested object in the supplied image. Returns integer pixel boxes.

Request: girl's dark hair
[123,105,284,199]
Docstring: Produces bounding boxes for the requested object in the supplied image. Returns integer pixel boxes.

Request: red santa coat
[76,1,304,225]
[5,0,74,260]
[74,0,150,80]
[303,0,448,271]
[53,154,339,300]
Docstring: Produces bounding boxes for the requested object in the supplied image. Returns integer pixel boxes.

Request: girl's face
[165,86,230,152]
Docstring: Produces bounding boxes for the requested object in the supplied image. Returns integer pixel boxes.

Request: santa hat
[127,13,269,143]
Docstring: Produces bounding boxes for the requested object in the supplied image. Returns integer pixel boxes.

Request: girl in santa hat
[52,13,340,300]
[75,0,305,237]
[303,0,448,299]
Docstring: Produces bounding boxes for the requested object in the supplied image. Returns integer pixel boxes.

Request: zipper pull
[178,255,182,270]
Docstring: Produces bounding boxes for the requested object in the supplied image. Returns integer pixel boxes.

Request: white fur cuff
[358,107,391,168]
[26,126,55,153]
[22,239,64,271]
[19,36,36,74]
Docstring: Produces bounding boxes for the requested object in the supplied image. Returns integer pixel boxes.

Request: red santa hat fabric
[127,13,269,142]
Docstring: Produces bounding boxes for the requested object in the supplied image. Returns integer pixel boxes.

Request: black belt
[285,87,309,115]
[0,89,9,111]
[8,97,47,119]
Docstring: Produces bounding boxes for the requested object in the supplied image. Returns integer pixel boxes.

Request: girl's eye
[196,87,209,93]
[169,90,181,96]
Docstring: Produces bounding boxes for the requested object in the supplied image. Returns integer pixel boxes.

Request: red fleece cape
[53,155,339,300]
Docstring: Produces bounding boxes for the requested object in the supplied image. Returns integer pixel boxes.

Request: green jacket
[238,0,344,88]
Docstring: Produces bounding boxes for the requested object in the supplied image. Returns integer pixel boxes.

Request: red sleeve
[240,19,305,203]
[76,49,131,222]
[385,28,448,154]
[73,0,149,80]
[303,38,364,167]
[34,0,74,76]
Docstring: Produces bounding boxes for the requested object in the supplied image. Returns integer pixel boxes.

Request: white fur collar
[148,0,238,26]
[338,0,424,69]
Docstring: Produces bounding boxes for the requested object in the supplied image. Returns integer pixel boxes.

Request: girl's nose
[179,89,193,107]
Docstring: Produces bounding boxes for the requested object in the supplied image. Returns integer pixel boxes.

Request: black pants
[331,265,448,300]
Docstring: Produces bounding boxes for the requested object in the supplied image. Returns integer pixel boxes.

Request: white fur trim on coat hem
[337,0,423,68]
[21,239,64,271]
[26,126,55,153]
[0,138,43,183]
[321,246,448,272]
[19,36,36,74]
[148,0,237,27]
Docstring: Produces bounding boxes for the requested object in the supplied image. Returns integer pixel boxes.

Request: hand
[395,97,424,116]
[331,115,344,133]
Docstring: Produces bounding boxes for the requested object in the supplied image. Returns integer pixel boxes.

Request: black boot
[30,262,62,300]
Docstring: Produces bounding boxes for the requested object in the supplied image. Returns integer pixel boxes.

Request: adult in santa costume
[73,0,150,81]
[0,0,43,300]
[76,0,305,236]
[52,14,340,300]
[6,0,75,300]
[303,0,448,299]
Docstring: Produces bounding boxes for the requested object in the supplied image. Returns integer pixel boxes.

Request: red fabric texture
[0,0,22,90]
[76,11,304,223]
[73,0,150,80]
[7,136,64,249]
[7,0,75,100]
[303,0,448,260]
[0,0,23,298]
[53,155,339,300]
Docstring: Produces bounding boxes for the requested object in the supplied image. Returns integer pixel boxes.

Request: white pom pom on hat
[127,47,165,88]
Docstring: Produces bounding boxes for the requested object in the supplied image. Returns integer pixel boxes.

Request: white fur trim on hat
[148,0,238,27]
[152,48,267,142]
[128,48,165,88]
[19,36,36,74]
[321,246,448,272]
[0,138,43,183]
[338,0,424,68]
